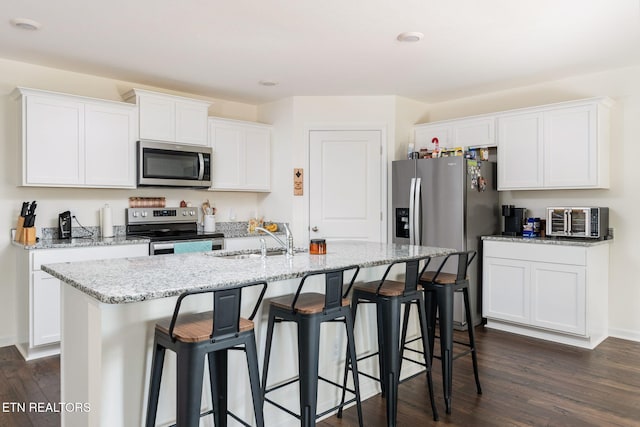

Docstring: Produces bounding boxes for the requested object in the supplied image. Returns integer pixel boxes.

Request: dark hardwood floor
[1,327,639,426]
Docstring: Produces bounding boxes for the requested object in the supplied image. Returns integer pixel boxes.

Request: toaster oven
[546,207,609,239]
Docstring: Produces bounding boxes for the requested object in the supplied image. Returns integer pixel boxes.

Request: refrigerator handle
[565,210,570,234]
[409,178,416,245]
[414,178,422,245]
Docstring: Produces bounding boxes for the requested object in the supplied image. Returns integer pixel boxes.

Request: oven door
[138,140,212,188]
[547,208,569,237]
[150,238,224,255]
[567,208,590,237]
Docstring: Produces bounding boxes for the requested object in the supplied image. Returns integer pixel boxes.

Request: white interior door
[309,130,383,242]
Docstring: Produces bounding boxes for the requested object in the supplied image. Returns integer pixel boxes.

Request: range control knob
[141,211,147,217]
[190,210,195,216]
[182,211,187,216]
[132,211,139,217]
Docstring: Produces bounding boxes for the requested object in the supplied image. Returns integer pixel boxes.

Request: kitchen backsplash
[37,222,286,240]
[40,225,126,240]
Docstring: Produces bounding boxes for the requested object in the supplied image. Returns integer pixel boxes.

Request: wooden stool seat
[421,271,468,285]
[353,280,406,297]
[270,292,349,314]
[156,312,254,343]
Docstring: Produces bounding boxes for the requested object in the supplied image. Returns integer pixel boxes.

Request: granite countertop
[14,221,285,250]
[41,241,454,305]
[482,235,613,247]
[13,235,150,250]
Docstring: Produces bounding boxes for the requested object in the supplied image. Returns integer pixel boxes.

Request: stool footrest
[167,408,253,427]
[264,377,299,394]
[264,374,361,422]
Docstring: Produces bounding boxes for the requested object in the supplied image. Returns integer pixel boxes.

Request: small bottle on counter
[309,239,326,255]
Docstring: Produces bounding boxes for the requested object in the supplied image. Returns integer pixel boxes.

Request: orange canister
[309,239,326,255]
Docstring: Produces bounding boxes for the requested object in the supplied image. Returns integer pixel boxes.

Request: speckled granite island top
[482,235,612,247]
[41,241,454,304]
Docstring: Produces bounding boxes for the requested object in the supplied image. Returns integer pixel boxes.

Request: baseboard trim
[0,335,17,349]
[608,327,640,343]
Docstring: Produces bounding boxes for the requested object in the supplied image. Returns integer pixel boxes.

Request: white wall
[415,65,640,341]
[258,95,427,246]
[0,58,262,346]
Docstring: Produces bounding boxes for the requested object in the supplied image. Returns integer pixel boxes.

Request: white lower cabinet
[32,271,61,346]
[530,262,586,335]
[482,240,609,349]
[16,243,149,360]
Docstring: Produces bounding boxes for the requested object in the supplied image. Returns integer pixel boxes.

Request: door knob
[311,226,319,232]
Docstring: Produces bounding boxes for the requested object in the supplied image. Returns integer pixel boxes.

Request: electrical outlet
[608,227,614,239]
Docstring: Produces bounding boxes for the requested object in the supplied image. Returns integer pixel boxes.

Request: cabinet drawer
[32,244,148,270]
[484,241,586,266]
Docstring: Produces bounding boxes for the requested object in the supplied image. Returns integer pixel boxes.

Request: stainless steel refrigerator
[392,156,499,327]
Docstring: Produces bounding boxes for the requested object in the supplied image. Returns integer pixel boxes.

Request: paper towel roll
[101,204,114,238]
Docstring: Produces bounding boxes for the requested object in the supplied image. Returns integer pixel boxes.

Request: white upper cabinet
[453,117,496,148]
[415,123,452,150]
[543,104,600,188]
[208,118,271,192]
[16,87,137,188]
[414,115,496,151]
[22,94,85,185]
[497,98,611,191]
[497,111,544,189]
[84,102,137,187]
[125,89,210,146]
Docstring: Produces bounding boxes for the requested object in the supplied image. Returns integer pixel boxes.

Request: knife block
[14,216,36,245]
[14,216,24,243]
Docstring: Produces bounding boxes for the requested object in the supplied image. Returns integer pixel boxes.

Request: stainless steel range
[126,207,224,255]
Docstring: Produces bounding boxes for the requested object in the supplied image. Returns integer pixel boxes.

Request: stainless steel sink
[221,250,287,259]
[214,248,307,259]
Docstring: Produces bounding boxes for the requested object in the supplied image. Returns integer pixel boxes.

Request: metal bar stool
[145,280,268,427]
[403,250,482,414]
[340,256,439,426]
[261,265,364,427]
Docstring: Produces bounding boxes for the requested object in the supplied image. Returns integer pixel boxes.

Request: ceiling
[1,0,639,105]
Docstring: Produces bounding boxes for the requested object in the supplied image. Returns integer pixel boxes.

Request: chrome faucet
[255,223,294,257]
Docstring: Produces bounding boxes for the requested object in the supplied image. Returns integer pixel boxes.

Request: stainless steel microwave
[137,140,212,188]
[546,207,609,239]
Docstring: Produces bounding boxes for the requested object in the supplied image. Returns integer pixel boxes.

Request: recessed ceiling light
[397,32,424,42]
[258,80,278,87]
[10,18,41,31]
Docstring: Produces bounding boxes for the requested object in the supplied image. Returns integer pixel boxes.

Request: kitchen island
[42,241,454,427]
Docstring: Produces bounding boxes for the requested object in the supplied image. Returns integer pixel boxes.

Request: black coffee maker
[502,205,526,236]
